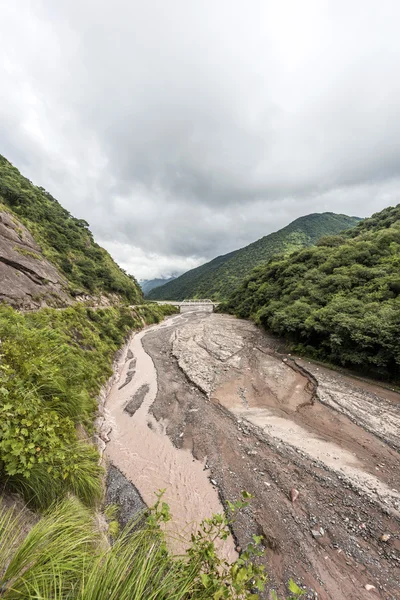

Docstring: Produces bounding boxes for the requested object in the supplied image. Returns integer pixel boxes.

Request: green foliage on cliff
[0,303,178,508]
[222,205,400,380]
[0,155,142,303]
[148,213,361,301]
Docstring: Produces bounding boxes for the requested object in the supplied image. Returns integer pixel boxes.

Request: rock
[0,210,71,309]
[105,465,146,528]
[380,533,391,542]
[124,384,149,416]
[211,479,217,486]
[290,488,299,502]
[364,584,376,591]
[311,529,323,538]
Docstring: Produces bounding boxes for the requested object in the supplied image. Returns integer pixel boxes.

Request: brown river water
[104,314,237,558]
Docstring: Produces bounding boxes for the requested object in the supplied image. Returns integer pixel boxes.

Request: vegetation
[0,491,305,600]
[148,213,361,301]
[0,303,177,508]
[0,155,142,303]
[222,205,400,381]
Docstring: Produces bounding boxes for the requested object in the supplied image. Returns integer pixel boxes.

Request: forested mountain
[222,204,400,380]
[141,276,176,295]
[0,155,142,304]
[148,213,361,301]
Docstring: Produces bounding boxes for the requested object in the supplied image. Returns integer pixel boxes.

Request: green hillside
[0,155,142,303]
[147,248,239,300]
[148,213,361,301]
[222,204,400,380]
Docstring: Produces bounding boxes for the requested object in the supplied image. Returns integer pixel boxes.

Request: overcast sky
[1,1,400,280]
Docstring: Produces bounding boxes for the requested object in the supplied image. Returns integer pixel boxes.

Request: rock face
[0,210,71,309]
[105,465,146,528]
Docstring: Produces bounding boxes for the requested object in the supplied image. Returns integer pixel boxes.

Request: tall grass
[0,493,278,600]
[0,303,178,509]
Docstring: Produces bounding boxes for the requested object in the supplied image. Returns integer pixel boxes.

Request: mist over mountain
[140,276,176,296]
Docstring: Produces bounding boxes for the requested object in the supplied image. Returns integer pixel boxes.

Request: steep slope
[0,209,71,308]
[140,276,176,295]
[149,213,360,300]
[223,204,400,380]
[0,155,142,307]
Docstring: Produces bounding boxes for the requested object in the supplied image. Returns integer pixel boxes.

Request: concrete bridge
[154,299,219,313]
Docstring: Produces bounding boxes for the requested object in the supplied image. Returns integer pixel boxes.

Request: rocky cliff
[0,209,71,309]
[0,155,143,307]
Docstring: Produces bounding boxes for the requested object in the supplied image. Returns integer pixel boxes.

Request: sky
[1,1,400,280]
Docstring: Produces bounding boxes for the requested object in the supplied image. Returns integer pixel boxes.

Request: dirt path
[138,312,400,600]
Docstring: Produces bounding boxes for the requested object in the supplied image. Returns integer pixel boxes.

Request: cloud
[0,0,400,278]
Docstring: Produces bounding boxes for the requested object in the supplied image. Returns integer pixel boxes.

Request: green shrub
[0,303,178,508]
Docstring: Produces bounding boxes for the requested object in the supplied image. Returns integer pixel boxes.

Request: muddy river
[104,311,400,600]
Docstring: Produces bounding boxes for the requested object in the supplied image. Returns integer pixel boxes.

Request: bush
[0,303,178,507]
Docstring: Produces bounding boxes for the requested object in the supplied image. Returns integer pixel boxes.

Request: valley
[103,310,400,600]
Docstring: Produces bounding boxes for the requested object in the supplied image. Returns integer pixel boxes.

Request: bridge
[154,299,219,313]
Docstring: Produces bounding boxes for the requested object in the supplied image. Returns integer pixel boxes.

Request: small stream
[104,314,236,558]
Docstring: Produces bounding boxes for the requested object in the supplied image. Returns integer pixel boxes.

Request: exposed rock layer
[0,210,71,309]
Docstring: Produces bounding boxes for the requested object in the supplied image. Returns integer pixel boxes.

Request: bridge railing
[181,299,214,304]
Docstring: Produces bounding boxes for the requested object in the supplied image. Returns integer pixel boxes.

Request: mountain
[148,213,361,301]
[0,155,143,308]
[223,204,400,380]
[140,276,176,296]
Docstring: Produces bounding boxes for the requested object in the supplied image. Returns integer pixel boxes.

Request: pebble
[311,529,322,539]
[365,584,376,591]
[380,533,391,542]
[290,488,300,503]
[210,479,217,486]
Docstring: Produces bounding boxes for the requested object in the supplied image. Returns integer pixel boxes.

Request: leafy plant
[0,493,268,600]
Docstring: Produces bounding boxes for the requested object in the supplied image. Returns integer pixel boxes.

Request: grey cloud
[0,1,400,278]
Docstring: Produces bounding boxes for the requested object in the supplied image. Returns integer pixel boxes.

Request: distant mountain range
[140,276,176,295]
[148,213,361,301]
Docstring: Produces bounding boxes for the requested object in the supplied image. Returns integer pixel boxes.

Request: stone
[311,529,323,538]
[0,210,71,309]
[380,533,391,542]
[290,488,299,502]
[364,584,375,591]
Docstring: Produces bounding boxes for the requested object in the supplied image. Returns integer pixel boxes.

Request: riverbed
[104,311,400,600]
